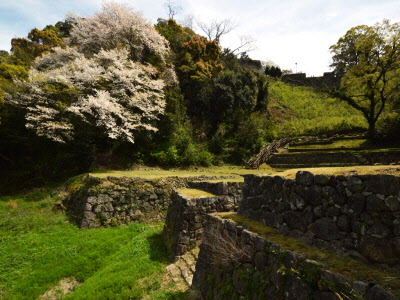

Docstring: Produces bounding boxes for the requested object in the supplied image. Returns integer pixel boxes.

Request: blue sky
[1,0,399,75]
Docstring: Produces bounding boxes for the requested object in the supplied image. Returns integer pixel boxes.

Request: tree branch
[196,18,238,44]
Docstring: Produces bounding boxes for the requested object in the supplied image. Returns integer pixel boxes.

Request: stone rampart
[162,185,242,259]
[65,175,236,229]
[239,172,400,264]
[282,71,343,89]
[187,180,243,203]
[192,214,397,299]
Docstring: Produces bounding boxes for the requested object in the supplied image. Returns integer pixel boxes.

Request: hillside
[268,81,368,137]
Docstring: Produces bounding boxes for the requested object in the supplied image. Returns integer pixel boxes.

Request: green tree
[265,65,282,78]
[11,27,63,65]
[0,51,28,98]
[178,35,222,82]
[208,69,268,128]
[330,20,400,139]
[155,18,195,54]
[43,20,74,38]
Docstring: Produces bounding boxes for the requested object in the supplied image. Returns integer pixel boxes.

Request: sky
[1,0,399,76]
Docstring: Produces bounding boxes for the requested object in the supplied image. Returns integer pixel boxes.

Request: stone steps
[166,248,199,286]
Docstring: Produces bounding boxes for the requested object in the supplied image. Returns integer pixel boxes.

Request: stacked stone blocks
[239,172,400,264]
[192,214,397,299]
[163,181,243,259]
[67,175,237,229]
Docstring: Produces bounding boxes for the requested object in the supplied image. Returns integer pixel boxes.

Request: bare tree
[181,14,195,30]
[229,35,257,55]
[196,18,238,44]
[163,0,182,19]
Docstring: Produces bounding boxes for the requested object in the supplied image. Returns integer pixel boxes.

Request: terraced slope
[268,137,400,169]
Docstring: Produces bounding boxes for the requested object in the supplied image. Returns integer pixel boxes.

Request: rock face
[192,214,397,300]
[65,175,241,229]
[239,173,400,264]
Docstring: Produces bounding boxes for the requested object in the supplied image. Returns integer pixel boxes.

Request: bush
[180,143,214,166]
[210,112,275,164]
[376,112,400,140]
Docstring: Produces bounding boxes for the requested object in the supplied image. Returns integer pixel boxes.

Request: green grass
[289,139,400,154]
[0,188,187,299]
[90,164,277,179]
[220,213,400,296]
[269,81,367,137]
[176,189,216,198]
[271,164,400,179]
[290,139,368,150]
[201,178,244,183]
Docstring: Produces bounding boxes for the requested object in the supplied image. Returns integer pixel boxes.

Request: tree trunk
[368,119,376,140]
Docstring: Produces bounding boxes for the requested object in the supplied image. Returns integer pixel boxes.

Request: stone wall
[192,214,396,299]
[239,172,400,264]
[163,186,241,260]
[188,180,243,204]
[65,175,236,229]
[267,149,400,168]
[282,71,343,89]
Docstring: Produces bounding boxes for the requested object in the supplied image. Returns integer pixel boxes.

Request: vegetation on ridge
[1,2,400,193]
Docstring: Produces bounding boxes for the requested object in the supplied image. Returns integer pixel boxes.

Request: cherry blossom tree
[15,2,176,144]
[70,2,170,65]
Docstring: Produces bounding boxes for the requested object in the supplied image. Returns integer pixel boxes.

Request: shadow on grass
[147,232,170,263]
[162,290,190,299]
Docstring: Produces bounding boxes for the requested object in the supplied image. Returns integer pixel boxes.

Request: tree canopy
[330,19,400,138]
[11,28,64,66]
[265,65,282,78]
[0,1,276,191]
[70,2,171,68]
[13,2,175,144]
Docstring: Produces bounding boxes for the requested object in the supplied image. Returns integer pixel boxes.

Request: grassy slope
[269,81,367,137]
[290,139,368,150]
[0,188,186,300]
